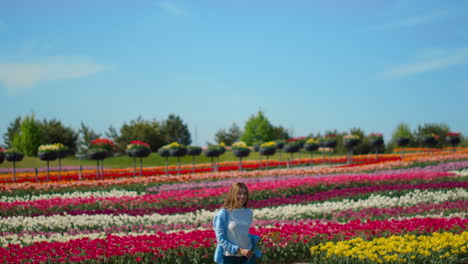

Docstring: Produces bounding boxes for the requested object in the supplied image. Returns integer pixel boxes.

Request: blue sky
[1,0,467,146]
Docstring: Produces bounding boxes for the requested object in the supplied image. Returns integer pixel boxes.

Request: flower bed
[0,152,467,263]
[2,149,468,184]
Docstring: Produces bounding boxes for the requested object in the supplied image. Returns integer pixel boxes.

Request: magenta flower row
[2,179,465,217]
[0,171,456,214]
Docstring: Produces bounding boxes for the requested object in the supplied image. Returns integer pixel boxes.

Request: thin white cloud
[382,47,468,79]
[159,1,186,16]
[420,48,447,58]
[378,9,453,30]
[0,56,108,93]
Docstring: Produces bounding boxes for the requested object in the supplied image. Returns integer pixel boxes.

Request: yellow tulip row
[310,231,468,263]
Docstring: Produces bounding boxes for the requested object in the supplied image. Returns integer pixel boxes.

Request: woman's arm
[213,210,239,255]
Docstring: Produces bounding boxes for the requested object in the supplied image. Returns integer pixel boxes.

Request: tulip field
[1,150,467,263]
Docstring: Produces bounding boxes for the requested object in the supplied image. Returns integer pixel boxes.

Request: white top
[224,208,253,256]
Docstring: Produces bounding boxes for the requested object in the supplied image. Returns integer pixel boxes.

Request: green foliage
[39,119,78,153]
[12,114,42,156]
[3,116,21,148]
[349,127,372,154]
[391,122,415,147]
[271,125,290,140]
[117,117,164,151]
[4,148,23,155]
[77,122,101,152]
[415,123,450,148]
[461,136,468,147]
[105,125,120,143]
[214,123,242,146]
[240,111,274,145]
[161,114,192,146]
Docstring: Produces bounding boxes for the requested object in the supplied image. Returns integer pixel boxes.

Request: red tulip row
[1,217,465,264]
[0,156,399,184]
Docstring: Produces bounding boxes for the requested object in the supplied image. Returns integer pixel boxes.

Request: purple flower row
[148,160,468,193]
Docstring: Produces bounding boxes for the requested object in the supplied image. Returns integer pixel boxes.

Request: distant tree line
[213,111,466,155]
[1,111,466,157]
[2,113,191,156]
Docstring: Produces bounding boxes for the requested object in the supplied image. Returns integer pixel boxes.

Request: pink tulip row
[1,217,465,263]
[149,160,468,193]
[1,172,460,216]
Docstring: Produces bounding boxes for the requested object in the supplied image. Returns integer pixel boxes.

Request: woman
[213,182,262,264]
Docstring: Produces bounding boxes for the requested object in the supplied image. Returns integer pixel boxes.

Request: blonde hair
[223,182,249,211]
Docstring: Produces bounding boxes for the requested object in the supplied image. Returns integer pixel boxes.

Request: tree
[117,117,164,151]
[161,114,192,145]
[77,122,101,152]
[3,116,21,148]
[348,127,371,155]
[12,114,42,156]
[215,123,242,146]
[39,119,79,152]
[461,135,468,147]
[415,123,450,148]
[105,125,120,142]
[271,125,290,141]
[391,123,415,147]
[240,111,274,145]
[105,125,124,152]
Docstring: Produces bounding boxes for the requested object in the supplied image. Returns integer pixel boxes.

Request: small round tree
[446,132,461,152]
[203,145,221,172]
[55,144,70,181]
[158,146,171,175]
[5,149,24,182]
[304,138,319,166]
[421,134,439,149]
[259,141,276,169]
[127,141,152,177]
[275,140,285,166]
[168,142,187,175]
[343,134,361,164]
[187,146,202,173]
[37,144,59,181]
[283,141,300,167]
[231,141,251,171]
[368,133,384,160]
[0,148,4,165]
[88,138,115,180]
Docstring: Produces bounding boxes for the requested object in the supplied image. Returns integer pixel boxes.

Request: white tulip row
[453,169,468,177]
[1,188,466,234]
[252,188,467,220]
[1,212,465,248]
[0,189,144,203]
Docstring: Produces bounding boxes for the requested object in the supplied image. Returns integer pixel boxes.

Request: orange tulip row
[0,155,396,184]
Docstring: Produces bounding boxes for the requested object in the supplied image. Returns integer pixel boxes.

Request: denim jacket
[213,208,262,264]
